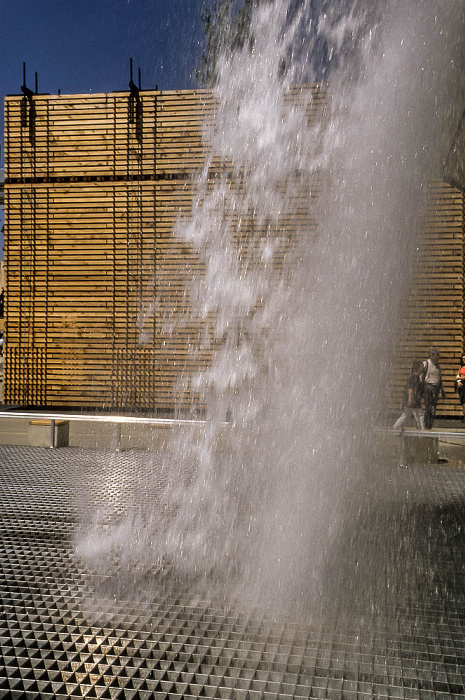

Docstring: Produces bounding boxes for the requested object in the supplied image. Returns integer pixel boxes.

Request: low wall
[0,412,233,452]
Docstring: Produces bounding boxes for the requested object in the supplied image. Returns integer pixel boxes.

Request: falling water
[77,0,465,611]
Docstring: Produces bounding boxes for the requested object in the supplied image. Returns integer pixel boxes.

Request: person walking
[393,360,425,431]
[455,352,465,421]
[422,347,445,429]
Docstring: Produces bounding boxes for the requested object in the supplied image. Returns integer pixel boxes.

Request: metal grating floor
[1,445,465,699]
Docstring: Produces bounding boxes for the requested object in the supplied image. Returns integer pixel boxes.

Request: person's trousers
[393,406,425,430]
[424,383,440,429]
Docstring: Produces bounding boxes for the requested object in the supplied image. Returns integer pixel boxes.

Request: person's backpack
[419,360,428,395]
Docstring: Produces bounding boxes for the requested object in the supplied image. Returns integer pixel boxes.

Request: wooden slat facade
[3,87,464,414]
[4,89,217,409]
[391,181,465,415]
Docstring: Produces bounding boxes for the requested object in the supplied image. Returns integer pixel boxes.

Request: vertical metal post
[50,419,55,448]
[116,423,122,452]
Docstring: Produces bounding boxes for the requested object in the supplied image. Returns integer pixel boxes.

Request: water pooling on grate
[75,0,465,613]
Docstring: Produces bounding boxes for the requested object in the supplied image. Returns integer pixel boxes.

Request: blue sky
[0,0,206,101]
[0,0,209,252]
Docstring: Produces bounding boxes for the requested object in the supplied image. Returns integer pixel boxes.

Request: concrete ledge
[0,412,233,452]
[0,417,29,446]
[401,433,439,466]
[68,421,173,450]
[29,419,69,448]
[68,420,122,450]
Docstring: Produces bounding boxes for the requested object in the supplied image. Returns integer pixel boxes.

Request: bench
[28,419,70,448]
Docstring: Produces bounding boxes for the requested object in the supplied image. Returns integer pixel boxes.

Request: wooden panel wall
[4,87,464,414]
[391,181,464,416]
[4,89,226,409]
[5,181,155,406]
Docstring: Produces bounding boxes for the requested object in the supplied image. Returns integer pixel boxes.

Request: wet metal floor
[1,445,465,699]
